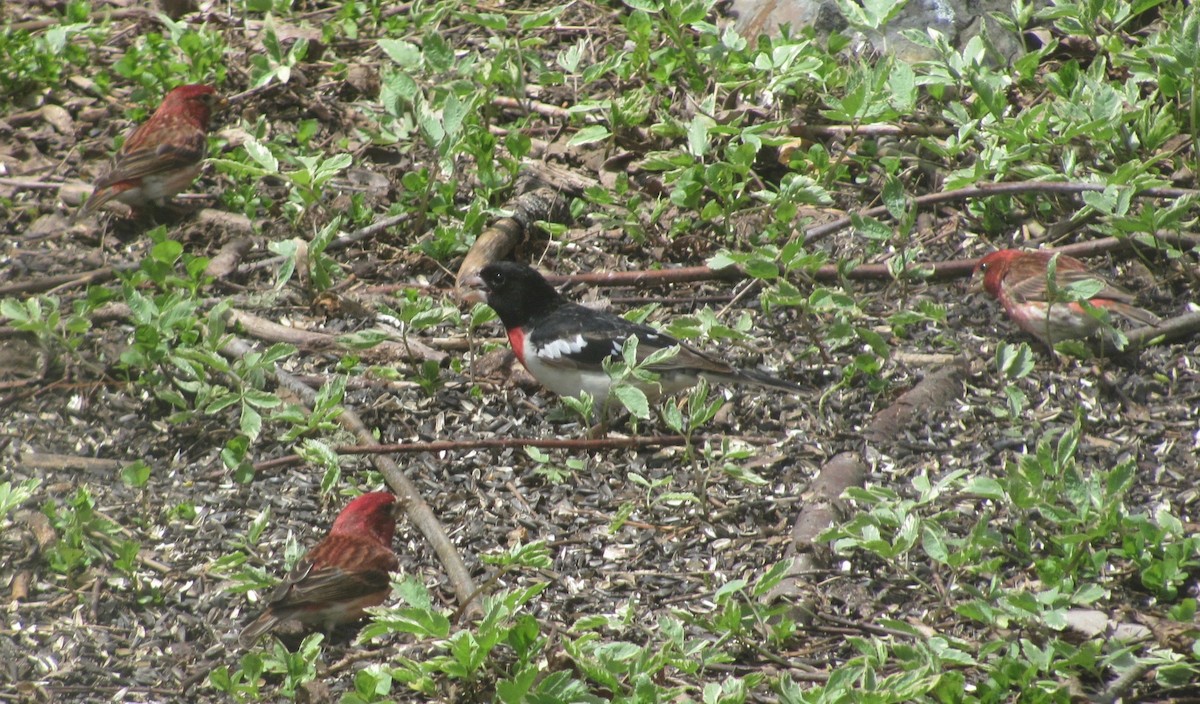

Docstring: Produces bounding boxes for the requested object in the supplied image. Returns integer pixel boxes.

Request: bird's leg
[1049,342,1069,371]
[587,401,630,438]
[587,408,613,439]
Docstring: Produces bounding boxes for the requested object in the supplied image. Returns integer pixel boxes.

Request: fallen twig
[205,237,255,280]
[0,265,131,297]
[18,453,122,473]
[1126,310,1200,350]
[241,212,412,273]
[227,307,446,364]
[0,177,65,190]
[491,95,572,121]
[252,434,778,472]
[802,181,1199,247]
[551,231,1200,287]
[789,122,956,139]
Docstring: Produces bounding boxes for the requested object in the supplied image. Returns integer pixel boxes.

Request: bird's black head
[471,261,563,328]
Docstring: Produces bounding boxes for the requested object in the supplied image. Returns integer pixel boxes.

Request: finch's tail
[238,611,280,646]
[1107,301,1161,327]
[79,187,114,217]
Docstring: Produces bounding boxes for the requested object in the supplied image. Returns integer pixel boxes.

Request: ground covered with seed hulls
[3,1,1200,702]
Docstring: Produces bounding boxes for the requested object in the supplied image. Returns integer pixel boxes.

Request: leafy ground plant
[1,0,1197,701]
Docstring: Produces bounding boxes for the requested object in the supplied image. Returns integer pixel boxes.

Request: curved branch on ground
[227,307,445,363]
[453,186,572,297]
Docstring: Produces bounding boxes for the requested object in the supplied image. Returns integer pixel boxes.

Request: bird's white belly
[521,353,616,406]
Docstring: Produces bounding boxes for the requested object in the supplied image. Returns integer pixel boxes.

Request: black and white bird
[460,261,801,409]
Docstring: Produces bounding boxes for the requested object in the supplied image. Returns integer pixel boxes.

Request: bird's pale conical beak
[967,267,985,293]
[458,273,487,305]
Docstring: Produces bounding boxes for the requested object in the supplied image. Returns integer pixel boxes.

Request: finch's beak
[967,266,985,293]
[458,273,488,305]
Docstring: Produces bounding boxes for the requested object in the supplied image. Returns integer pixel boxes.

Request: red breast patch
[507,328,526,364]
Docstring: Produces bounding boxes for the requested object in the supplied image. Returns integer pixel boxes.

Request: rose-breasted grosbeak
[461,261,801,409]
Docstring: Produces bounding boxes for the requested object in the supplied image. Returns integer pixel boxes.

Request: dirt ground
[3,1,1199,702]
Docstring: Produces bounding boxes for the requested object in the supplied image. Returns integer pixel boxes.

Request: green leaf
[922,526,949,564]
[612,384,650,419]
[887,59,916,111]
[881,177,907,220]
[0,298,31,323]
[240,404,262,441]
[242,137,279,173]
[151,239,183,264]
[0,479,40,521]
[567,125,611,146]
[964,476,1005,500]
[686,116,710,157]
[379,606,451,638]
[521,5,565,29]
[395,575,433,610]
[743,258,779,280]
[496,667,537,703]
[378,38,421,66]
[622,0,662,12]
[707,252,739,270]
[119,461,151,488]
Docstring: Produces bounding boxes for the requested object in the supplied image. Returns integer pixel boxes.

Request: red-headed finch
[240,492,400,645]
[973,249,1160,346]
[81,84,223,216]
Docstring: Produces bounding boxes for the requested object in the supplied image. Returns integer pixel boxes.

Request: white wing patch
[536,334,588,360]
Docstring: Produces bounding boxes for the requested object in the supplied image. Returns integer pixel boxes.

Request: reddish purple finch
[973,249,1160,346]
[81,84,222,216]
[240,492,400,644]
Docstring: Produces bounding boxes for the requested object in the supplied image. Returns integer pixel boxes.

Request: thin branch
[491,95,572,121]
[553,232,1200,287]
[253,434,777,472]
[0,177,64,190]
[0,265,131,297]
[227,307,446,364]
[241,212,412,273]
[1127,310,1200,350]
[789,122,956,138]
[802,181,1199,247]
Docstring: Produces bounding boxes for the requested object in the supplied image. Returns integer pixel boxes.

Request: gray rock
[730,0,1031,63]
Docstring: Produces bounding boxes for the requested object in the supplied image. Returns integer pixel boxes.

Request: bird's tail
[238,612,280,647]
[78,187,114,217]
[709,367,803,395]
[1107,301,1161,327]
